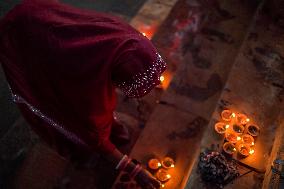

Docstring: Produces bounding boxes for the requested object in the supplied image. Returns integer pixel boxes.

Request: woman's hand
[135,168,161,189]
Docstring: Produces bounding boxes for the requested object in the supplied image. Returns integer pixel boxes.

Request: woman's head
[112,36,166,98]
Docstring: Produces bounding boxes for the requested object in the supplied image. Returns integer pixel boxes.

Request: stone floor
[0,0,284,189]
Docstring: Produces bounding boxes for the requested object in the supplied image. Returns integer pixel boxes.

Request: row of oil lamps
[147,157,175,188]
[214,110,260,157]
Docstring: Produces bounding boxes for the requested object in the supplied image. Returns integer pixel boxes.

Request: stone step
[185,0,284,188]
[112,0,262,188]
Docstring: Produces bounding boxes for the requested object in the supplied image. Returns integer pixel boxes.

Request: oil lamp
[161,157,175,169]
[221,110,234,122]
[242,134,255,146]
[214,122,229,134]
[148,159,162,170]
[156,169,171,182]
[237,144,254,157]
[223,142,236,155]
[225,130,239,143]
[246,124,260,137]
[236,113,250,125]
[232,124,245,134]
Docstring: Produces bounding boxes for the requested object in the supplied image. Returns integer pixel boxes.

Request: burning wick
[160,75,165,82]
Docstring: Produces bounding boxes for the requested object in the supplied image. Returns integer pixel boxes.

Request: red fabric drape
[0,0,166,157]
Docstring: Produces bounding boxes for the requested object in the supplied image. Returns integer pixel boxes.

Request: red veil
[0,0,166,157]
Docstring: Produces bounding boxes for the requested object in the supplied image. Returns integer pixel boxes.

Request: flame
[233,148,237,151]
[166,174,171,179]
[251,142,255,146]
[246,118,250,122]
[171,164,175,168]
[249,149,255,154]
[237,136,241,141]
[142,32,147,37]
[232,113,236,118]
[160,75,165,82]
[162,184,165,188]
[158,163,161,167]
[225,124,230,129]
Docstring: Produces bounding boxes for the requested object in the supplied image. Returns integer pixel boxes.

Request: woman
[0,0,166,188]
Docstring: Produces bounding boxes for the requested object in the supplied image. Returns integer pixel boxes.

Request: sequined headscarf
[0,0,166,156]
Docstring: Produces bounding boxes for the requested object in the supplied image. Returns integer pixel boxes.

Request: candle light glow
[217,109,259,157]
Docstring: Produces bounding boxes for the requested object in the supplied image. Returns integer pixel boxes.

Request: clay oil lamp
[242,134,255,146]
[223,142,237,155]
[221,110,235,122]
[156,169,171,182]
[214,122,230,134]
[246,124,260,137]
[225,130,241,143]
[236,113,250,125]
[232,124,245,135]
[237,144,255,157]
[161,157,175,169]
[148,159,162,170]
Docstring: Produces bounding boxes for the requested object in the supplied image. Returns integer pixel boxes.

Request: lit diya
[156,169,171,182]
[221,110,234,122]
[242,134,255,146]
[232,124,245,134]
[148,159,161,170]
[246,124,260,137]
[161,157,175,169]
[223,142,236,155]
[225,131,240,143]
[236,113,250,125]
[237,144,254,157]
[214,122,230,134]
